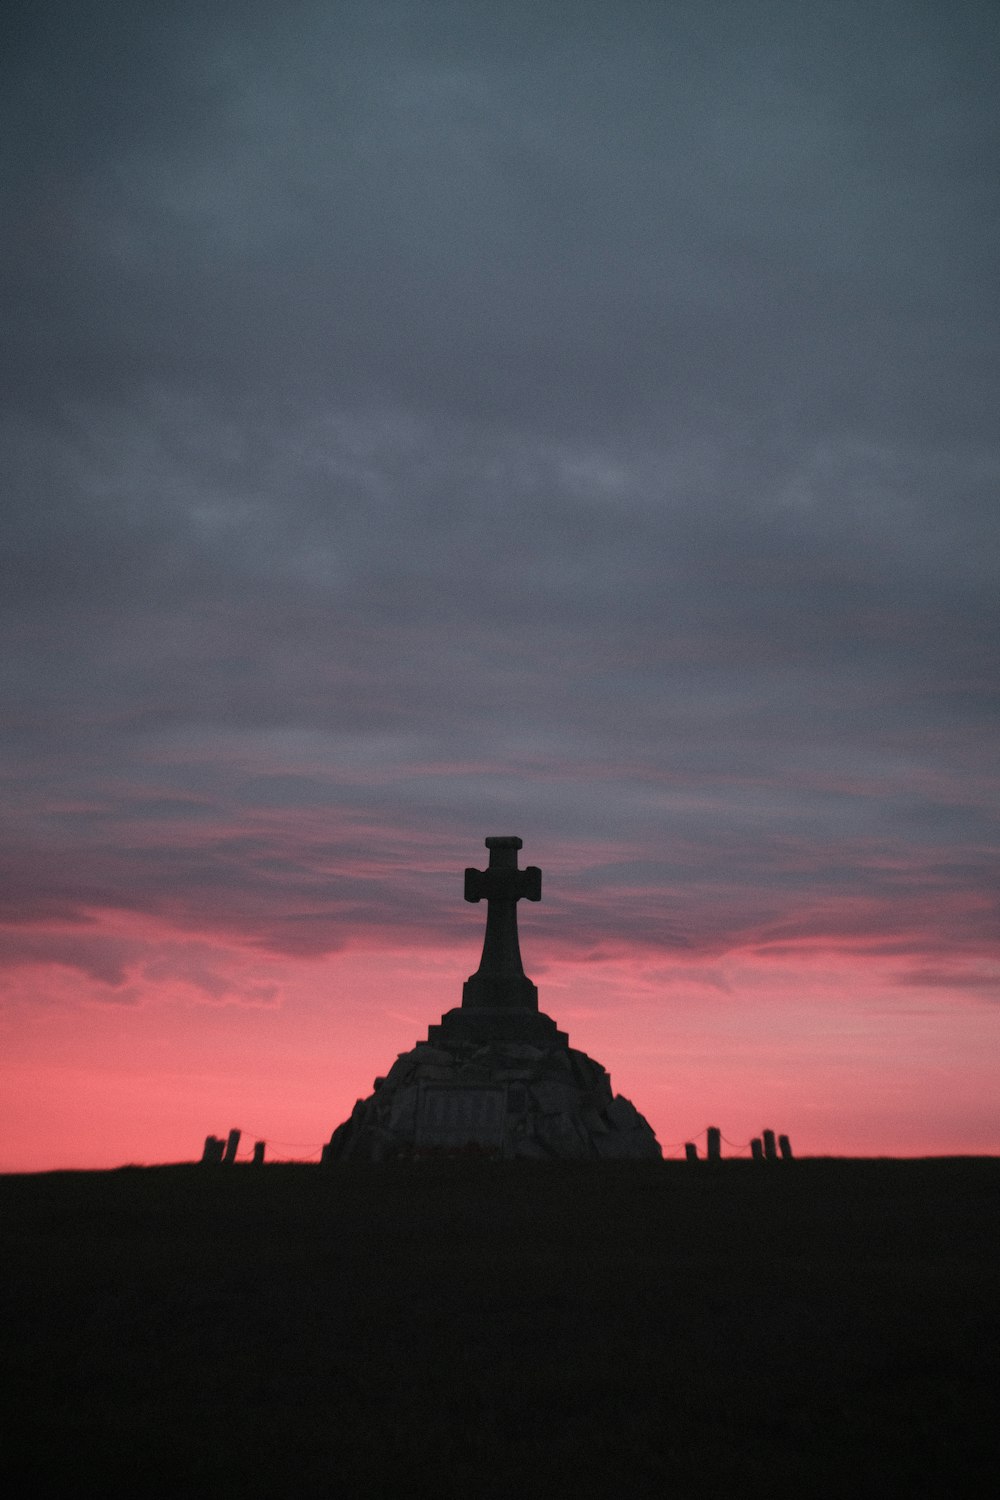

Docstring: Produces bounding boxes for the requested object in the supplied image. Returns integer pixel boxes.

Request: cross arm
[465,865,542,903]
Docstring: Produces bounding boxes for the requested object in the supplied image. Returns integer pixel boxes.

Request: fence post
[706,1126,721,1163]
[751,1137,763,1162]
[252,1140,265,1166]
[684,1142,698,1163]
[778,1134,794,1161]
[762,1128,777,1162]
[201,1134,224,1164]
[223,1128,241,1165]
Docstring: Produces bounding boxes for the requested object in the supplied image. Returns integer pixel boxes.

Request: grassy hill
[2,1159,997,1497]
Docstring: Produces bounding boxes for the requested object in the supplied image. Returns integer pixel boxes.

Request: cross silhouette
[462,836,541,1011]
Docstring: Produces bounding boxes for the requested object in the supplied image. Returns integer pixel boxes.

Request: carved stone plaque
[415,1083,507,1150]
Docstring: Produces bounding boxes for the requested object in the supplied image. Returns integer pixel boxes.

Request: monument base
[324,1031,662,1164]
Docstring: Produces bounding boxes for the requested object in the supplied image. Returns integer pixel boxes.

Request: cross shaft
[462,836,541,1011]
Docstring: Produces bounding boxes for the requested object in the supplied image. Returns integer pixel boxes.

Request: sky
[2,0,998,1169]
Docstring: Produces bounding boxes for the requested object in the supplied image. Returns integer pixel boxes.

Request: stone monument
[323,837,661,1161]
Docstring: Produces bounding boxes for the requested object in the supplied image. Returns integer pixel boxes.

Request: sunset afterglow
[2,2,998,1169]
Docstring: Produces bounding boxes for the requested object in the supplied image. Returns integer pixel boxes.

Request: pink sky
[2,868,997,1171]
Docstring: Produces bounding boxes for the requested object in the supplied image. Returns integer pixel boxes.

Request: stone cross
[462,836,541,1011]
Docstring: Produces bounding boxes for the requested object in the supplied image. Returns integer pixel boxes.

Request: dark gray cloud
[2,1,998,992]
[5,1,997,430]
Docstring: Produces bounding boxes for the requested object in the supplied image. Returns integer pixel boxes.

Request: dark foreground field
[2,1159,998,1498]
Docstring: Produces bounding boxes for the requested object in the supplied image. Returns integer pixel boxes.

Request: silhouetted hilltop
[2,1158,998,1498]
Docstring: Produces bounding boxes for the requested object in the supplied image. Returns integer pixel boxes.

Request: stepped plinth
[324,837,661,1162]
[428,1007,568,1046]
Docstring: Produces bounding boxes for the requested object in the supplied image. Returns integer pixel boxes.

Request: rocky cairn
[324,837,661,1162]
